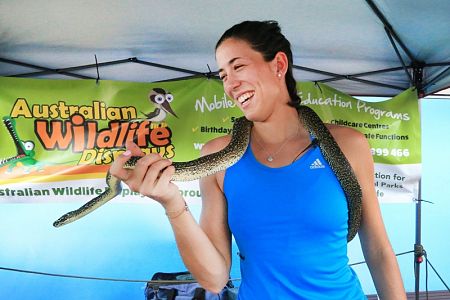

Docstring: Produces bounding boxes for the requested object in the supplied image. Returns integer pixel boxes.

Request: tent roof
[1,0,449,96]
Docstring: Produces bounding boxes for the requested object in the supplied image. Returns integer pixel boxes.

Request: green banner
[0,77,420,203]
[0,77,241,203]
[298,82,421,202]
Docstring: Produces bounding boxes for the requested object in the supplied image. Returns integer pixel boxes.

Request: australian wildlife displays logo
[2,87,179,168]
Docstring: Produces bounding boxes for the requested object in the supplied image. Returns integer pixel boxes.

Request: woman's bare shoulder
[325,123,371,167]
[326,123,368,148]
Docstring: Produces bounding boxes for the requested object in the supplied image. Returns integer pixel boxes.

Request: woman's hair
[216,20,301,109]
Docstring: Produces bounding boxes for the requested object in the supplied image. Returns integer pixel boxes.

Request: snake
[53,106,362,242]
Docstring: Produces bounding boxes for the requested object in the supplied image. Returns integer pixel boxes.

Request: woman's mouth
[237,91,255,105]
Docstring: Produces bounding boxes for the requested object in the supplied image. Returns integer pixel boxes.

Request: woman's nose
[225,74,241,96]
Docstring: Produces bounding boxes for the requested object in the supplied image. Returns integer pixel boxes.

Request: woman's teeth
[237,92,255,104]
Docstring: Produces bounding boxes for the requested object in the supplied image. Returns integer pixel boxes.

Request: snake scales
[53,106,362,242]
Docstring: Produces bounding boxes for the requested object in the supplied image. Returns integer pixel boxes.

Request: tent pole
[0,57,94,79]
[320,66,406,83]
[423,67,450,91]
[414,179,424,300]
[413,65,425,300]
[294,65,404,90]
[132,58,204,76]
[365,0,415,62]
[383,27,413,85]
[10,58,133,78]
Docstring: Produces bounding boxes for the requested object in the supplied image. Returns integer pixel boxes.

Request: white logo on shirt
[310,158,325,169]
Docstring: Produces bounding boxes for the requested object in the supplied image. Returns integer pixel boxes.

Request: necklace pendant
[267,156,274,162]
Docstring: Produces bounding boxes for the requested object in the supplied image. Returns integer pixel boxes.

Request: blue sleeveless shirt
[224,143,366,300]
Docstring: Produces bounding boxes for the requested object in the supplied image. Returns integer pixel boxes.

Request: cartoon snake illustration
[53,106,362,241]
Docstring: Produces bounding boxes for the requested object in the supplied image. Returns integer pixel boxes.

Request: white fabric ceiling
[1,0,449,96]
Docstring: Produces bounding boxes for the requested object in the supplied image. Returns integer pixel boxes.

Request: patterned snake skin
[53,106,362,242]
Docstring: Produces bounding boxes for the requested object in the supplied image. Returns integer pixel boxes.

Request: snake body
[297,106,362,241]
[53,106,362,241]
[52,117,251,228]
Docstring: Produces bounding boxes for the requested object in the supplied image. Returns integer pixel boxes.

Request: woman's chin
[243,112,263,123]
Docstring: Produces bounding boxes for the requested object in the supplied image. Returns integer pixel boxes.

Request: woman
[110,21,406,299]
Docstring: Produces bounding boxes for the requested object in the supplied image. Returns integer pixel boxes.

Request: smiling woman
[108,20,407,299]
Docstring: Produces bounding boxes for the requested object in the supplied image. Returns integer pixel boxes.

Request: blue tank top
[224,142,366,300]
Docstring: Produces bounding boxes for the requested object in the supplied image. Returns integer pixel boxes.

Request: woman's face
[216,38,284,121]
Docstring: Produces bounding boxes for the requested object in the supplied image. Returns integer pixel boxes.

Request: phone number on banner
[371,148,410,157]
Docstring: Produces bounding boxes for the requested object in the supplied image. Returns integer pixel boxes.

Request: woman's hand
[109,141,183,210]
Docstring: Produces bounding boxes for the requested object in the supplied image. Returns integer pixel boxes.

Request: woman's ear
[274,51,288,78]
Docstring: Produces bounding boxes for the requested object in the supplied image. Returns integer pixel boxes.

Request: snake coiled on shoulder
[53,106,362,242]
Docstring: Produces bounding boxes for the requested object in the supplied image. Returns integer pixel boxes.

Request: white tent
[1,0,449,96]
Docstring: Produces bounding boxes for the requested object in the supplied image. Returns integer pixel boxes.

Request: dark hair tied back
[216,20,301,109]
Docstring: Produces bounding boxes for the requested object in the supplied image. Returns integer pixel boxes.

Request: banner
[299,82,421,202]
[0,77,242,204]
[0,77,420,204]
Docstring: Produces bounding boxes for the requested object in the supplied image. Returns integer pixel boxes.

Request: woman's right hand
[109,141,183,210]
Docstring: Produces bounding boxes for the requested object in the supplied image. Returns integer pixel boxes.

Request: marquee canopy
[1,0,449,97]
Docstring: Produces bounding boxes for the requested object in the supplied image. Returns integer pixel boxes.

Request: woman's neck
[251,106,307,144]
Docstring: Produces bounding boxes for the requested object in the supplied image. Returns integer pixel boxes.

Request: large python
[53,106,362,242]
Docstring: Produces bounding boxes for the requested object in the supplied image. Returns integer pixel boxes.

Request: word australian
[10,98,136,121]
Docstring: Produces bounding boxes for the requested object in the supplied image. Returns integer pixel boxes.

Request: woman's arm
[168,171,231,293]
[109,139,232,293]
[173,135,233,292]
[330,125,407,299]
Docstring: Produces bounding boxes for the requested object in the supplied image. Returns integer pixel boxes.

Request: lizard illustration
[0,116,43,174]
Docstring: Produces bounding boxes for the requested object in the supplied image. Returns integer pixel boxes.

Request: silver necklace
[253,127,299,162]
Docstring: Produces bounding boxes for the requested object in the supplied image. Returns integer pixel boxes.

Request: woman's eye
[234,65,244,70]
[220,74,227,81]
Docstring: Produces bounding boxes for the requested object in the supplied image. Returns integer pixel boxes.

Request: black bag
[144,271,236,300]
